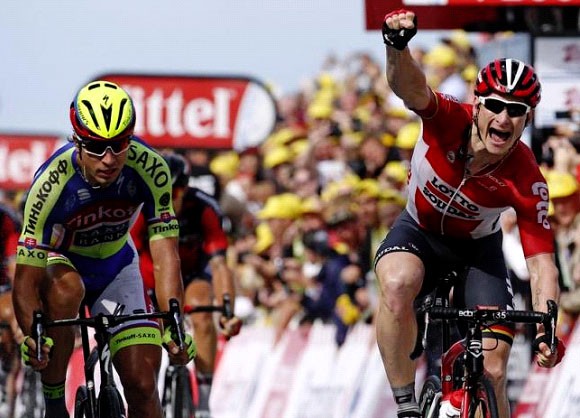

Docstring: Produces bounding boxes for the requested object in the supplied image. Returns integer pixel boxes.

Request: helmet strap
[473,103,485,144]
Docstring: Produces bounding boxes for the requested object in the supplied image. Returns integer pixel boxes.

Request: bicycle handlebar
[427,299,559,352]
[32,298,186,361]
[183,292,233,319]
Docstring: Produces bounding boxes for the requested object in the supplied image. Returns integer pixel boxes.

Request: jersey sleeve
[17,147,77,267]
[415,91,472,148]
[126,142,180,242]
[201,205,228,256]
[511,150,554,257]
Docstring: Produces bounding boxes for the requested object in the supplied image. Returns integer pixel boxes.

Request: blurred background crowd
[1,30,580,407]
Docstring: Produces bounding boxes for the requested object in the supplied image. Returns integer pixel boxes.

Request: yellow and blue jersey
[16,137,179,291]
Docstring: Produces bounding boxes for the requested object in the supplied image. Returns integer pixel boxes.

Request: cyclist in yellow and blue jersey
[13,80,195,418]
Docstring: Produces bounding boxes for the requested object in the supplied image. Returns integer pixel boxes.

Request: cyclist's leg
[113,344,163,418]
[42,256,85,418]
[482,340,510,418]
[374,213,432,417]
[185,276,215,415]
[95,261,164,418]
[454,234,515,418]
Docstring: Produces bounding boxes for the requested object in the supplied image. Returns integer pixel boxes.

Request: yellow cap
[321,175,360,203]
[386,107,412,120]
[209,152,239,178]
[396,122,421,150]
[381,133,396,147]
[301,196,323,215]
[379,188,407,207]
[447,30,471,51]
[253,222,274,254]
[264,146,294,169]
[424,44,458,68]
[257,193,303,220]
[546,170,578,199]
[462,64,479,83]
[317,72,337,89]
[356,179,381,199]
[307,101,333,120]
[383,161,409,184]
[290,139,310,157]
[266,128,297,147]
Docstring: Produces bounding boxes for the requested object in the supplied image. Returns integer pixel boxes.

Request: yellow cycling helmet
[70,80,135,141]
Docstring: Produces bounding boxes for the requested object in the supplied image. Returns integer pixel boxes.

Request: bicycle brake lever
[546,299,558,352]
[168,298,185,351]
[31,310,45,361]
[222,293,233,319]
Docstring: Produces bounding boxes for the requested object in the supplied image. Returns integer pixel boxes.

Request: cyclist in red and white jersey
[375,9,565,418]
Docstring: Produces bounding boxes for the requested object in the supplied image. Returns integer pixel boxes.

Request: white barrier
[514,319,580,417]
[211,322,400,418]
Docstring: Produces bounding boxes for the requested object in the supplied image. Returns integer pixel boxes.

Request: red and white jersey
[406,92,553,258]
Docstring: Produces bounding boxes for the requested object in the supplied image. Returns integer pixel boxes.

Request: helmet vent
[81,100,101,130]
[115,99,128,131]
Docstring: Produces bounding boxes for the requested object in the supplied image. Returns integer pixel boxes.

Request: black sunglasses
[74,134,131,157]
[479,97,530,118]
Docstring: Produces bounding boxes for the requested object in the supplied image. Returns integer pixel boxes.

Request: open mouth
[489,127,511,142]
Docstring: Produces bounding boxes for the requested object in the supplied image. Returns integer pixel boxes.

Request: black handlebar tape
[31,310,44,361]
[168,298,185,350]
[223,293,233,319]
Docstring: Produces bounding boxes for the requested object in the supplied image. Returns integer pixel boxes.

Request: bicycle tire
[21,367,44,418]
[466,375,499,418]
[172,366,195,418]
[419,375,442,418]
[97,386,126,418]
[74,385,89,418]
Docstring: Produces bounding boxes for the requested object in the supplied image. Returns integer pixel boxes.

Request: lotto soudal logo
[98,74,277,151]
[423,176,479,219]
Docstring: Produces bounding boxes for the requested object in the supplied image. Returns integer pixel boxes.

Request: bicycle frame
[416,270,558,418]
[161,293,233,418]
[32,299,185,418]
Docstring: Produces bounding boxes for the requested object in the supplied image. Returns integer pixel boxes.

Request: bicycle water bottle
[438,389,462,418]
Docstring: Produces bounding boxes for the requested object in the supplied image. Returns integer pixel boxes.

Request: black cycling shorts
[375,210,515,341]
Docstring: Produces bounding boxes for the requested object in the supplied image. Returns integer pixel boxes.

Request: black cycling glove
[382,10,418,51]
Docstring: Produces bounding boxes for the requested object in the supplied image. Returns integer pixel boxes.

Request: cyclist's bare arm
[209,254,234,309]
[12,264,45,336]
[12,264,52,369]
[150,236,184,313]
[526,252,561,366]
[526,253,560,315]
[384,10,432,111]
[209,254,241,337]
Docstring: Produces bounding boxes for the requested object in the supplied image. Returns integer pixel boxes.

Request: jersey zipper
[439,174,468,235]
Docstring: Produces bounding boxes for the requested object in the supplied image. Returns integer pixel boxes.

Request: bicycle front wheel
[74,386,89,418]
[164,365,195,418]
[97,386,126,418]
[419,375,442,418]
[466,376,499,418]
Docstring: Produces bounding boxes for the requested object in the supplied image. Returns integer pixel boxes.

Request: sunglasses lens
[81,137,130,156]
[482,98,528,117]
[507,104,528,117]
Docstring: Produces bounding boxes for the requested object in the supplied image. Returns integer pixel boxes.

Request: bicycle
[412,271,558,418]
[161,293,234,418]
[31,298,186,418]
